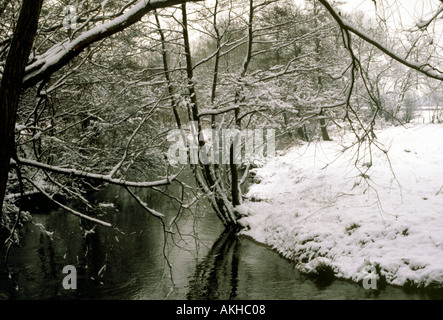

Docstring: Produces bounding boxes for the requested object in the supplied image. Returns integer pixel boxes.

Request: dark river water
[1,179,443,300]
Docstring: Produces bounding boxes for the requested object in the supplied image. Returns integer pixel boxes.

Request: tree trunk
[313,0,331,142]
[320,114,331,141]
[229,0,254,209]
[0,0,44,221]
[298,124,309,141]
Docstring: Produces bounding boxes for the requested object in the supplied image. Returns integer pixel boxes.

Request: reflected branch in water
[187,230,241,300]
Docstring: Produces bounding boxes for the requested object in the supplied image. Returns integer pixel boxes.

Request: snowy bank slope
[239,124,443,288]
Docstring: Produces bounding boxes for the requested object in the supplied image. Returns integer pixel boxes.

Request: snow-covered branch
[20,0,201,89]
[318,0,443,81]
[416,4,443,29]
[16,157,181,188]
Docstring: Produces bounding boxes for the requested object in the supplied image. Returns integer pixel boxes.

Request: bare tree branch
[416,4,443,29]
[318,0,443,81]
[24,177,112,227]
[15,157,182,188]
[18,0,202,89]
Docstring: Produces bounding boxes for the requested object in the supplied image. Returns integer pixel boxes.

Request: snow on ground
[238,123,443,288]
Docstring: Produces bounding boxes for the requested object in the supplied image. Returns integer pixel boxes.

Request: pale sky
[340,0,442,30]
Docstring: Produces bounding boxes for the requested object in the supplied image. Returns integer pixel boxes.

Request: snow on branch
[25,177,112,227]
[198,105,240,117]
[16,157,181,188]
[21,0,201,89]
[416,4,443,29]
[318,0,443,82]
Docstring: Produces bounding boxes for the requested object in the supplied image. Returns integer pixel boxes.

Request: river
[1,178,442,300]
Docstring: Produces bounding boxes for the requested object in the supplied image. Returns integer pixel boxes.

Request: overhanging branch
[25,177,112,227]
[16,157,182,188]
[318,0,443,81]
[19,0,201,89]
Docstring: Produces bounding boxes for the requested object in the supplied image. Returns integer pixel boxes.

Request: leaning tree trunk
[0,0,44,223]
[313,0,331,142]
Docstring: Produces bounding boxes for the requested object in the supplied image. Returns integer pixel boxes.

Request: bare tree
[0,0,198,226]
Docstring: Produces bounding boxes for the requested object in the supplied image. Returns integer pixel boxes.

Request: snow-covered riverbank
[238,123,443,288]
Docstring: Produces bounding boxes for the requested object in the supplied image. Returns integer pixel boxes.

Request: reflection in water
[187,232,443,300]
[187,231,240,300]
[1,184,443,300]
